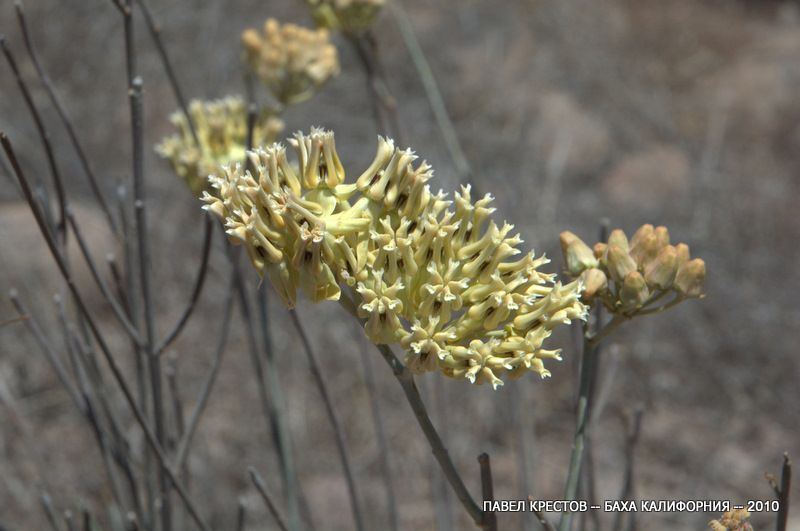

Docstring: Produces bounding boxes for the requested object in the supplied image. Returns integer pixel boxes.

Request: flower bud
[607,229,629,253]
[674,258,705,298]
[629,224,654,249]
[606,245,637,283]
[620,271,650,311]
[581,268,607,299]
[644,244,678,289]
[560,231,597,276]
[593,242,607,260]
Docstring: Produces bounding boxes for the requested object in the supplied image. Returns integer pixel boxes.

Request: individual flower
[708,509,752,531]
[307,0,385,35]
[242,18,339,105]
[559,225,706,318]
[203,128,588,388]
[156,97,284,195]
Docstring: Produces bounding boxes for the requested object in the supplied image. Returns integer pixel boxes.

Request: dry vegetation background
[1,0,799,529]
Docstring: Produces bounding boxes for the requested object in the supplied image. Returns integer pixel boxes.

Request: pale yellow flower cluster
[708,509,752,531]
[242,19,339,105]
[202,128,587,388]
[560,224,706,316]
[156,97,284,195]
[307,0,385,34]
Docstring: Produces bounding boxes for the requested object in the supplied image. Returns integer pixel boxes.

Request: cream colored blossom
[156,97,283,195]
[203,128,587,388]
[307,0,384,35]
[242,19,339,105]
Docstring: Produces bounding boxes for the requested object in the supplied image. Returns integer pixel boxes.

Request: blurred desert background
[1,0,799,529]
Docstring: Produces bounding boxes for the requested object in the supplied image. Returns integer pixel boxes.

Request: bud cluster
[156,97,284,195]
[559,224,705,317]
[708,509,752,531]
[242,18,340,105]
[307,0,385,35]
[203,128,587,388]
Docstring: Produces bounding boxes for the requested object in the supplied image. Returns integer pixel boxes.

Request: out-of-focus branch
[0,37,67,242]
[14,0,119,235]
[2,132,211,531]
[154,215,213,356]
[248,467,289,531]
[289,308,366,531]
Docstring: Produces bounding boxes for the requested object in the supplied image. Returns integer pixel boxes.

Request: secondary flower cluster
[156,97,284,195]
[559,224,706,316]
[202,128,587,388]
[307,0,385,34]
[708,509,752,531]
[242,18,339,105]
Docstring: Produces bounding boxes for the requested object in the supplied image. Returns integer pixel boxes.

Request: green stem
[558,331,596,531]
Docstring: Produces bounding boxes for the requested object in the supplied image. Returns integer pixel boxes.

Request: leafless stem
[337,295,484,526]
[134,0,199,146]
[374,343,483,525]
[235,498,247,531]
[64,511,76,531]
[528,503,557,531]
[390,1,472,183]
[770,453,792,531]
[66,210,144,346]
[173,272,235,471]
[2,132,211,531]
[611,407,644,531]
[9,292,84,412]
[14,0,119,235]
[348,33,403,144]
[247,467,289,531]
[165,354,185,444]
[154,215,213,355]
[0,36,67,242]
[41,492,62,531]
[357,345,399,531]
[478,453,498,531]
[289,308,365,531]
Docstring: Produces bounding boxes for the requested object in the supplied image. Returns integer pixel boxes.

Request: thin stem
[338,294,484,524]
[258,287,302,531]
[0,36,67,241]
[247,467,289,531]
[558,330,600,531]
[611,407,644,531]
[66,210,144,346]
[235,499,247,531]
[288,308,365,531]
[14,0,119,235]
[9,293,85,412]
[41,492,62,531]
[357,345,400,531]
[348,33,403,144]
[165,354,185,442]
[173,272,235,471]
[775,454,792,531]
[478,453,498,531]
[134,0,199,146]
[2,132,211,531]
[154,215,213,355]
[372,340,483,525]
[585,315,624,349]
[129,72,171,531]
[390,1,472,183]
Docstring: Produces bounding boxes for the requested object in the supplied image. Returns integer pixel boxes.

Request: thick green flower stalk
[242,19,340,105]
[202,128,587,388]
[560,224,706,318]
[307,0,385,35]
[156,97,284,195]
